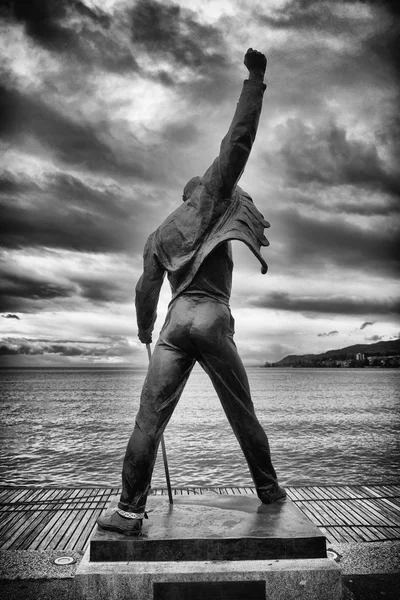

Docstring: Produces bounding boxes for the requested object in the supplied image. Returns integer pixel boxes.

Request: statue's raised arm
[198,48,267,201]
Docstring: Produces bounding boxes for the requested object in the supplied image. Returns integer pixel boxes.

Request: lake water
[0,367,399,488]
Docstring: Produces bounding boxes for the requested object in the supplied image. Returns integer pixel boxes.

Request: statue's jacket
[136,79,270,341]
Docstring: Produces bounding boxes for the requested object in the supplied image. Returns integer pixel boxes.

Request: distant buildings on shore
[263,339,400,368]
[264,354,400,368]
[331,355,399,368]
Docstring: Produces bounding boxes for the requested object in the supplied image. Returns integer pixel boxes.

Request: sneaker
[97,510,144,536]
[258,486,287,504]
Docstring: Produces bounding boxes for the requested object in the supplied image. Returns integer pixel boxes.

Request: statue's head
[182,176,201,202]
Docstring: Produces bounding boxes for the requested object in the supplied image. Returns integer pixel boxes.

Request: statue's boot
[258,485,287,504]
[96,510,146,536]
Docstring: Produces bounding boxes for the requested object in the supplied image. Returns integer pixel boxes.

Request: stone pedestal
[73,495,342,600]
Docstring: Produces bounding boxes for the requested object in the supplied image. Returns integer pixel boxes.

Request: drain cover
[54,556,76,565]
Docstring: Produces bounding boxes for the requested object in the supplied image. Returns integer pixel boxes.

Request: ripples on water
[0,367,399,487]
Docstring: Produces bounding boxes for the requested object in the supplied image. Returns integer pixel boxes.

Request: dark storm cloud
[278,209,400,276]
[330,196,400,217]
[7,0,78,52]
[372,0,400,17]
[273,118,400,198]
[0,253,134,313]
[250,291,400,316]
[360,321,376,330]
[30,338,106,344]
[317,331,338,337]
[259,0,399,38]
[258,0,359,34]
[0,173,33,195]
[0,336,136,359]
[75,275,132,304]
[3,0,137,73]
[0,84,109,166]
[2,314,20,320]
[0,198,126,254]
[258,0,400,131]
[363,0,400,81]
[0,85,150,178]
[291,191,400,218]
[128,0,231,94]
[0,270,74,313]
[0,344,32,356]
[256,0,400,269]
[4,0,229,88]
[0,342,82,356]
[0,172,151,253]
[130,0,226,69]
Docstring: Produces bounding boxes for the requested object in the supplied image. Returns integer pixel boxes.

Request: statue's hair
[182,176,201,202]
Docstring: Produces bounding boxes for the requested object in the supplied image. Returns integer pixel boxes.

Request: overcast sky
[0,0,399,367]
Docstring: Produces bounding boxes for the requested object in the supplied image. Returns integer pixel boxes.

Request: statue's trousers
[119,295,280,513]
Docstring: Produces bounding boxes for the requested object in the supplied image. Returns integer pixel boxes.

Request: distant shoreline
[262,364,400,369]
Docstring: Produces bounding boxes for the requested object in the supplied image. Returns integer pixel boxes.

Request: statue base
[90,495,326,562]
[73,495,342,600]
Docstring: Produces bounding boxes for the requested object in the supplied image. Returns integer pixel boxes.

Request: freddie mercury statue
[98,48,286,536]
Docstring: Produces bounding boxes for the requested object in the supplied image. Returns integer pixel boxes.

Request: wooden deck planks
[0,484,399,550]
[55,490,103,551]
[10,489,67,551]
[30,510,68,551]
[3,508,52,551]
[361,498,400,526]
[67,508,104,552]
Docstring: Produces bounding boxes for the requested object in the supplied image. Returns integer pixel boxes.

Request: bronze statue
[97,48,286,536]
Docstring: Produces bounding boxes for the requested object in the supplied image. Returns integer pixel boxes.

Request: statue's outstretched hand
[244,48,267,75]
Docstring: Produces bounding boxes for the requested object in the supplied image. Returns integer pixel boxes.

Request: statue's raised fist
[244,48,267,73]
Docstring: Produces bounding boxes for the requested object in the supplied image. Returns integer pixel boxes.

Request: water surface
[0,367,399,488]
